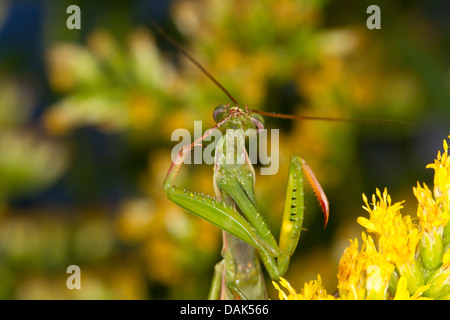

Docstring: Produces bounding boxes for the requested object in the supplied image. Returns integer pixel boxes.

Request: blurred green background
[0,0,448,299]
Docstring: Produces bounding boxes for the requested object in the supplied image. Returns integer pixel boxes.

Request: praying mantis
[156,24,401,300]
[164,102,328,299]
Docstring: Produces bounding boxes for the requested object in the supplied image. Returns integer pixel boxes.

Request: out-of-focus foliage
[0,0,448,299]
[0,78,67,209]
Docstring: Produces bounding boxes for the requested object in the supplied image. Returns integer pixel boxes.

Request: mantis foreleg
[163,132,328,298]
[216,155,316,280]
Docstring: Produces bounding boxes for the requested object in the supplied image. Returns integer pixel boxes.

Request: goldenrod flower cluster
[274,135,450,300]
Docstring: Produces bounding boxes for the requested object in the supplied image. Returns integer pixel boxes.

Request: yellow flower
[337,238,366,299]
[361,233,395,299]
[414,135,450,271]
[337,233,395,299]
[358,188,424,294]
[273,276,335,300]
[426,136,450,214]
[359,188,403,233]
[414,135,450,233]
[414,183,447,232]
[358,188,421,267]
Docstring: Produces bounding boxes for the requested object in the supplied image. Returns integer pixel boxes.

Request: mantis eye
[251,114,265,131]
[213,105,227,123]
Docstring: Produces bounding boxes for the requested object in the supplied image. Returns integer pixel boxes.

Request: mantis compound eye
[213,105,227,123]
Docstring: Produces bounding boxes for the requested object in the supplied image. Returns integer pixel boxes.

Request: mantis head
[213,104,265,132]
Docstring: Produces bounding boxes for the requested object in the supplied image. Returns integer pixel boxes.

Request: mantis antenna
[248,109,411,126]
[151,21,410,127]
[151,21,239,106]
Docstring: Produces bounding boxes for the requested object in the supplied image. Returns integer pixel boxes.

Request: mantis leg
[163,129,280,257]
[163,131,273,300]
[217,155,328,281]
[164,133,328,291]
[207,259,224,300]
[227,282,248,300]
[163,181,279,256]
[208,231,267,300]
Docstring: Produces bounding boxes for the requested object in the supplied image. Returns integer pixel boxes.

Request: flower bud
[424,265,450,299]
[444,222,450,247]
[420,229,444,271]
[388,268,399,296]
[397,261,425,295]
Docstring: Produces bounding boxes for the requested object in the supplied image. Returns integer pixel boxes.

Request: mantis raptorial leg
[163,105,329,299]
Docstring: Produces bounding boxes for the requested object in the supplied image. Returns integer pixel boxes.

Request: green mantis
[163,103,329,299]
[157,24,401,299]
[156,24,330,299]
